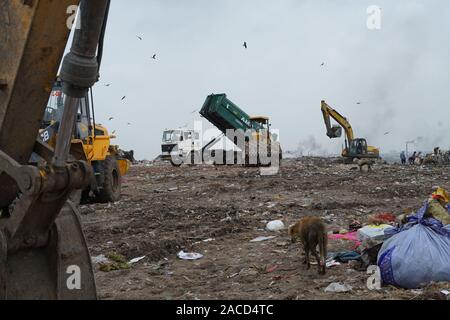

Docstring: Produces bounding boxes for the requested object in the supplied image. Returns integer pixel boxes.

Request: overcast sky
[86,0,450,159]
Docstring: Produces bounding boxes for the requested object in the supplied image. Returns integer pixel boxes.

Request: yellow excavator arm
[321,100,355,141]
[0,0,111,300]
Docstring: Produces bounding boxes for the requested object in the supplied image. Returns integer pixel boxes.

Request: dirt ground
[79,157,450,300]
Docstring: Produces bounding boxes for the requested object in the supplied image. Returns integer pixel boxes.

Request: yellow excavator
[0,0,113,299]
[321,100,380,162]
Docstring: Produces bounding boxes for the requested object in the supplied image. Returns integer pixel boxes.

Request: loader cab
[43,85,64,126]
[43,80,97,143]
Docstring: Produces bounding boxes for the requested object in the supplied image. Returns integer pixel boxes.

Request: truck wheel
[96,156,121,203]
[170,156,184,167]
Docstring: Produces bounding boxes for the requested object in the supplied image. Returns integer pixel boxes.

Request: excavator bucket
[2,202,97,300]
[328,125,343,138]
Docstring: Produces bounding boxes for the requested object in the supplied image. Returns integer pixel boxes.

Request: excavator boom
[0,0,111,299]
[321,100,355,141]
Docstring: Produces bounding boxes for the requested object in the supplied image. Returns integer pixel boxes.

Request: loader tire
[96,156,121,203]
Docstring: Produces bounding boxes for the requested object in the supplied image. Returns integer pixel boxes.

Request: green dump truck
[199,94,282,166]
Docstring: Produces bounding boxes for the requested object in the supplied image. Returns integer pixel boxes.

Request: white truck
[161,128,202,165]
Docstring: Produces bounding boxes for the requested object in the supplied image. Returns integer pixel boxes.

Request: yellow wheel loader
[40,80,130,203]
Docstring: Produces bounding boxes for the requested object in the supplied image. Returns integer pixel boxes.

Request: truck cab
[161,128,201,162]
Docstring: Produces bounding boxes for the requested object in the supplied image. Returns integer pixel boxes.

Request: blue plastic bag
[377,203,450,289]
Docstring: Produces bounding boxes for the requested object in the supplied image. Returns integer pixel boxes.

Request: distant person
[415,152,423,165]
[408,151,417,165]
[400,151,406,165]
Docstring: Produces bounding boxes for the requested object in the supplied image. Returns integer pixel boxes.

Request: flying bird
[112,130,116,135]
[320,62,325,66]
[127,122,132,126]
[108,117,114,121]
[384,131,390,135]
[243,42,247,49]
[136,35,143,40]
[152,54,157,60]
[121,96,126,101]
[191,109,198,114]
[105,83,111,87]
[356,102,361,105]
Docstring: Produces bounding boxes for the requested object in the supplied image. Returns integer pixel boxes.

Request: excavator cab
[348,138,368,157]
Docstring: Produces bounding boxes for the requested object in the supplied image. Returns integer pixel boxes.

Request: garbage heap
[328,187,450,289]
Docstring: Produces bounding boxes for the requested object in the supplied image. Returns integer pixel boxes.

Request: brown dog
[288,217,328,275]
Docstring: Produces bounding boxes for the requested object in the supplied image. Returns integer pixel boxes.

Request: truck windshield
[163,131,182,142]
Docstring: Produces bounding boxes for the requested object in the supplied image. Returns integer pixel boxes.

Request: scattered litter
[177,251,203,260]
[91,254,108,265]
[228,273,239,279]
[203,238,215,242]
[324,282,353,293]
[129,256,146,264]
[349,220,362,232]
[266,220,285,232]
[265,266,278,273]
[99,252,131,272]
[357,224,393,241]
[220,215,232,222]
[410,289,423,295]
[326,260,341,268]
[328,231,361,249]
[250,236,276,242]
[240,268,259,277]
[328,251,362,263]
[441,290,450,300]
[368,212,397,225]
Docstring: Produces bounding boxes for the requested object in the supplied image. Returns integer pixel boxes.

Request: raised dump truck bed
[199,93,282,166]
[200,94,263,133]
